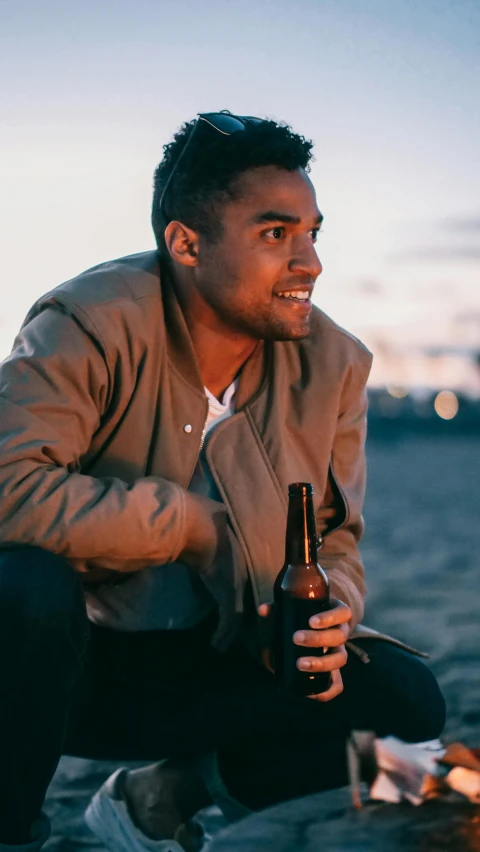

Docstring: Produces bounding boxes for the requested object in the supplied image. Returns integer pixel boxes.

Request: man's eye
[265,227,285,240]
[311,227,324,242]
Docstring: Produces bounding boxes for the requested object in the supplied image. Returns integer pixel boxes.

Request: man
[0,111,445,851]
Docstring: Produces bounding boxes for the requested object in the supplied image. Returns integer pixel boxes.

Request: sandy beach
[43,432,480,849]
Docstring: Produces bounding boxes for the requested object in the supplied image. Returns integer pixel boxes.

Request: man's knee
[345,641,446,742]
[401,658,446,742]
[0,545,85,621]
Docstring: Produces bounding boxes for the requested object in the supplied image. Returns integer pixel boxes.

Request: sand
[43,434,480,849]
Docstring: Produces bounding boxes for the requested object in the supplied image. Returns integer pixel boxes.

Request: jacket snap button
[183,424,193,434]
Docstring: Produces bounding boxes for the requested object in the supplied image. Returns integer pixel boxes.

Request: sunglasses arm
[158,118,201,223]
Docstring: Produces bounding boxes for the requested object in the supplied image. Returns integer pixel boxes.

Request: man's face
[194,166,323,341]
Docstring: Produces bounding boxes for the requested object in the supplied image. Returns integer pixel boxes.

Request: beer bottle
[274,482,332,696]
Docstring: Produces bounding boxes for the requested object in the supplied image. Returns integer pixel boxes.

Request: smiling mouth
[275,290,311,302]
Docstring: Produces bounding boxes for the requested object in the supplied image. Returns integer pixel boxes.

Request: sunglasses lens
[237,116,263,124]
[201,113,247,134]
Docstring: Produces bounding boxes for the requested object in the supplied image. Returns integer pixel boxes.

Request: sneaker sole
[85,783,185,852]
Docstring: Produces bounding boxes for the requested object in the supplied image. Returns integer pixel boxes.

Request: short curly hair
[151,112,315,258]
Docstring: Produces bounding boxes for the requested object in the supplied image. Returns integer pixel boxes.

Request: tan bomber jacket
[0,250,374,655]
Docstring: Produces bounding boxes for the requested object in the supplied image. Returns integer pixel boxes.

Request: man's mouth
[275,290,311,302]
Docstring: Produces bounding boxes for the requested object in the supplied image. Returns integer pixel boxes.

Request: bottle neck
[285,490,318,565]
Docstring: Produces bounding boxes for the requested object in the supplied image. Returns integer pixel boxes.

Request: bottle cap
[288,482,314,496]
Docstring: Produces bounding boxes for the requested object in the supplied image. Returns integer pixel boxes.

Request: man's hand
[258,598,351,703]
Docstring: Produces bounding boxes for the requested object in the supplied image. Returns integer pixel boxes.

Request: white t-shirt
[85,381,237,631]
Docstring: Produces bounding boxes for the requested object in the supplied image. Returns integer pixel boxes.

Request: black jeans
[0,546,446,844]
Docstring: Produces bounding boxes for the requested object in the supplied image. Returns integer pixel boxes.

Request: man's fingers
[308,599,352,630]
[293,623,349,648]
[297,646,347,673]
[258,600,351,629]
[308,669,344,703]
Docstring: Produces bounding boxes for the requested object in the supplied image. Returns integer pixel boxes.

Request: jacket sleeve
[0,305,190,571]
[315,356,372,630]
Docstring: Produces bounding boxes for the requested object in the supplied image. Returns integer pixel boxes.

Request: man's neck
[196,333,256,402]
[172,271,257,402]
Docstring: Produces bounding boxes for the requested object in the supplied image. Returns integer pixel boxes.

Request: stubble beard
[211,297,311,342]
[198,257,312,342]
[258,315,312,342]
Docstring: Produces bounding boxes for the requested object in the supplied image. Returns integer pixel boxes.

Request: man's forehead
[231,166,321,221]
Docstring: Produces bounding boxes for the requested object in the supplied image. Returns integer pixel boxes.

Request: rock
[208,787,480,852]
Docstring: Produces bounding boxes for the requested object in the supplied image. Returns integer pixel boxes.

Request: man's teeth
[277,291,310,301]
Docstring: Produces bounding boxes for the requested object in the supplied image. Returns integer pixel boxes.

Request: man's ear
[164,220,199,267]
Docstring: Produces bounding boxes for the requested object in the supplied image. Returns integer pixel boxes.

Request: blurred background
[1,0,479,845]
[2,0,479,422]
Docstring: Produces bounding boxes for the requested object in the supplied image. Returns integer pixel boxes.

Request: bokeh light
[434,390,459,420]
[386,385,409,399]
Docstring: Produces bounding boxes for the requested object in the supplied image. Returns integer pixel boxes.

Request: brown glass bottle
[274,482,332,696]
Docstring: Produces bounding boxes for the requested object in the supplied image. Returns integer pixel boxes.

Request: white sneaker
[84,767,203,852]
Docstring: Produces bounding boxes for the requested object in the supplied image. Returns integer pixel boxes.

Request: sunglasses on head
[158,110,264,222]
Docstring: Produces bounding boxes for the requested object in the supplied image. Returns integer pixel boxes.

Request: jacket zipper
[199,400,210,452]
[186,400,210,488]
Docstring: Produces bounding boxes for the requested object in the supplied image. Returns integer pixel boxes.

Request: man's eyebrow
[252,210,324,226]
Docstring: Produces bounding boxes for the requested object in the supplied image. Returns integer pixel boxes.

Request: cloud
[387,211,480,265]
[453,309,480,324]
[354,278,384,296]
[441,215,480,233]
[387,246,480,264]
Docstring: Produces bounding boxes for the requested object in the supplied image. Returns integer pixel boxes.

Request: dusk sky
[2,0,479,387]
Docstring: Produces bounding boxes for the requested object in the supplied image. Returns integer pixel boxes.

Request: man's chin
[237,314,311,342]
[264,320,311,342]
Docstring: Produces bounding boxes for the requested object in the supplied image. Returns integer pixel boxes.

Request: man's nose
[289,237,323,279]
